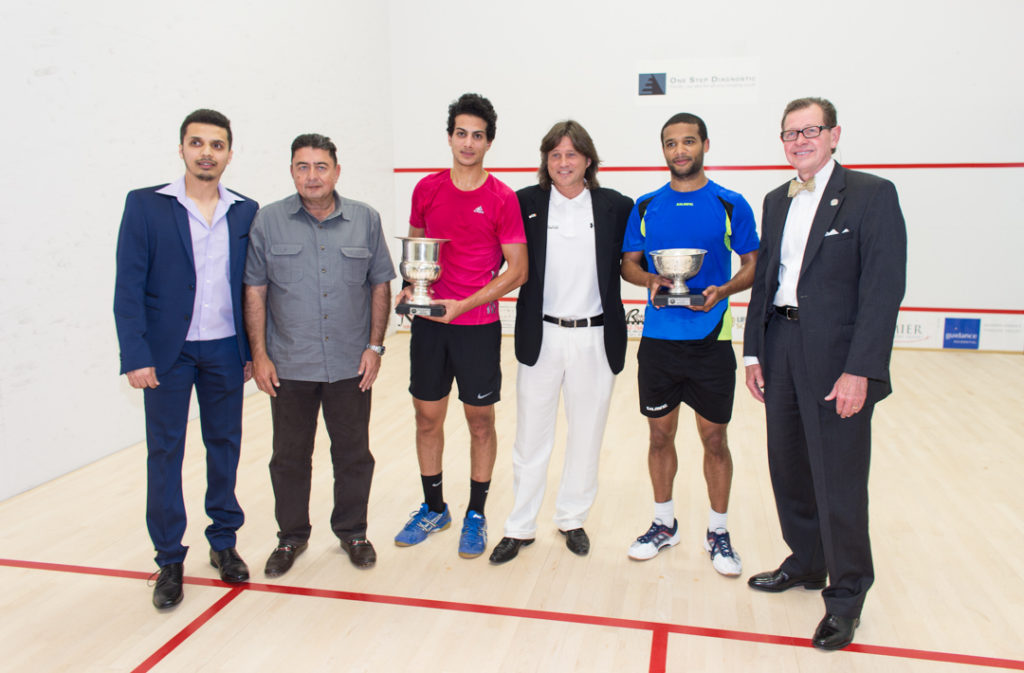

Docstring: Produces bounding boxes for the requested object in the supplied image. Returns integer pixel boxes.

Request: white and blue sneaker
[394,503,451,547]
[628,519,681,560]
[704,529,742,576]
[458,510,487,559]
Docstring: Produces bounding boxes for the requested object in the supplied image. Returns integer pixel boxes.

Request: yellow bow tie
[788,177,816,197]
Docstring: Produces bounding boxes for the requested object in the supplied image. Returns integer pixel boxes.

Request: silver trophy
[396,237,449,316]
[650,248,707,307]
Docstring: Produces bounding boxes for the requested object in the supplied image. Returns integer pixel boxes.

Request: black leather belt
[543,314,604,328]
[774,305,799,321]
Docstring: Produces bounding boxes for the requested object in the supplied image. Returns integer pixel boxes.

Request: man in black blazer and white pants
[489,121,633,564]
[743,97,907,650]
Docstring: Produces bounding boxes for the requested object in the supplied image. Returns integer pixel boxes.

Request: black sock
[421,472,444,513]
[467,479,490,516]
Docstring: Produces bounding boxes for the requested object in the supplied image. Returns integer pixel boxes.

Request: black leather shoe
[209,547,250,583]
[747,567,826,592]
[264,542,308,577]
[560,528,590,556]
[152,562,184,609]
[488,537,534,564]
[340,537,377,568]
[812,613,859,650]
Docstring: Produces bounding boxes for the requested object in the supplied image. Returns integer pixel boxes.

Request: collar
[156,176,243,204]
[795,159,836,192]
[287,190,347,221]
[549,185,592,208]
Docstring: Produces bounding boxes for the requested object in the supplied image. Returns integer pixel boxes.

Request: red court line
[5,562,1024,670]
[649,629,668,673]
[132,586,244,673]
[564,297,1024,315]
[394,162,1024,174]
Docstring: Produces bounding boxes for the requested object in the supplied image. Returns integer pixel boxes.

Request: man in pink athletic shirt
[394,93,527,559]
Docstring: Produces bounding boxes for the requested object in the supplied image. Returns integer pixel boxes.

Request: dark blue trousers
[143,336,245,566]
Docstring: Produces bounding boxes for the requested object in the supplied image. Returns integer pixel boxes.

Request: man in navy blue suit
[114,109,259,609]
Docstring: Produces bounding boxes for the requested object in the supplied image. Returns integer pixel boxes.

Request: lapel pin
[830,198,839,206]
[528,213,538,219]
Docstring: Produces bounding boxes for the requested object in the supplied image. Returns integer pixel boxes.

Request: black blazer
[743,163,907,404]
[514,185,634,374]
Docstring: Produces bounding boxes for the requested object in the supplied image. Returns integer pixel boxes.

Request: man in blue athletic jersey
[620,113,759,576]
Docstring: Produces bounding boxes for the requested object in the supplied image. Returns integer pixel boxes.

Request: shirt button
[323,314,328,319]
[320,246,325,251]
[323,293,327,297]
[321,268,326,273]
[324,336,329,341]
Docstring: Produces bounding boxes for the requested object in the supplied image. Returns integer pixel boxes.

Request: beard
[667,155,703,180]
[195,172,216,182]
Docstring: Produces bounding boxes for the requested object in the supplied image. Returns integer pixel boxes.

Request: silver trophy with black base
[650,248,707,307]
[396,237,449,317]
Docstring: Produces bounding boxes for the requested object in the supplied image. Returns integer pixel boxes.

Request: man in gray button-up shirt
[244,133,395,575]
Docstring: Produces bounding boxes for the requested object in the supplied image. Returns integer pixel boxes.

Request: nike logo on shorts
[476,391,493,400]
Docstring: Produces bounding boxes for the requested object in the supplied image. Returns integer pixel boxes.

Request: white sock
[654,500,675,527]
[709,508,728,534]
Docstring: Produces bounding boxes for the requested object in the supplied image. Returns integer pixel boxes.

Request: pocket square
[825,228,851,237]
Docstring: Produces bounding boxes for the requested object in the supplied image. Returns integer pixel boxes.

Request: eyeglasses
[780,126,833,142]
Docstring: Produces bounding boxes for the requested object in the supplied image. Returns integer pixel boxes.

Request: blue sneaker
[394,503,451,547]
[628,519,680,560]
[458,510,487,558]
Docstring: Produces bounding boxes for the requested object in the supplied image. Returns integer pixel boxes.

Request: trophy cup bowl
[397,237,449,316]
[650,248,707,295]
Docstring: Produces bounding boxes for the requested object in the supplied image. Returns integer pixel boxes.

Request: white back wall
[389,0,1024,312]
[0,1,394,500]
[1,0,1020,500]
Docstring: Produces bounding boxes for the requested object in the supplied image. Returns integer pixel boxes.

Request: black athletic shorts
[409,318,502,406]
[637,325,736,424]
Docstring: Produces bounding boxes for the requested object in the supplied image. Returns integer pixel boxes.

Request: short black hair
[180,109,232,148]
[290,133,338,164]
[447,93,497,141]
[660,112,708,144]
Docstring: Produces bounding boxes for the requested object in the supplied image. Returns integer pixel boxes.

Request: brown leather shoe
[340,536,377,568]
[264,542,308,577]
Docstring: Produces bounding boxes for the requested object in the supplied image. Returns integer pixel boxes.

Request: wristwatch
[366,343,385,356]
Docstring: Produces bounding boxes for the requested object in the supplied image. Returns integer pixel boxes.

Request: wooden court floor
[1,333,1022,672]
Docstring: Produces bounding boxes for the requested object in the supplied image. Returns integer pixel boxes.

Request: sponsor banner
[636,58,759,105]
[394,304,1023,352]
[943,317,980,349]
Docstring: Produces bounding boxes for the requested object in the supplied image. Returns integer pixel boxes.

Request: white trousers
[503,322,616,538]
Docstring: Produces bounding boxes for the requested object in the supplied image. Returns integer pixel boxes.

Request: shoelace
[710,532,733,556]
[411,510,443,532]
[637,522,671,543]
[462,518,486,541]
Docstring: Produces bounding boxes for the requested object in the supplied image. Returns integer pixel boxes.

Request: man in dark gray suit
[743,97,907,650]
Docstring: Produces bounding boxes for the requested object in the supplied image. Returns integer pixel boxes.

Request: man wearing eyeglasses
[743,97,907,650]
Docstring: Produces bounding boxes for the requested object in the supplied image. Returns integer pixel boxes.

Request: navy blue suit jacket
[114,184,258,375]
